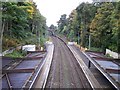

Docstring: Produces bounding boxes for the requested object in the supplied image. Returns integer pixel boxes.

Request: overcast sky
[33,0,93,27]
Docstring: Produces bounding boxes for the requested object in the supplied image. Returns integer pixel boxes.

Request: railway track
[45,36,92,88]
[2,35,118,89]
[44,35,118,89]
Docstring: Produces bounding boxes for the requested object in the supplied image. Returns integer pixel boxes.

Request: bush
[89,47,102,52]
[2,37,20,51]
[5,50,27,58]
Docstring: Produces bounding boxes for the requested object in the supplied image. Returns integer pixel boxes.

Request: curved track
[45,36,91,88]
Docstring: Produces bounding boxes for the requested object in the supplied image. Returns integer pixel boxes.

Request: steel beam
[3,68,35,73]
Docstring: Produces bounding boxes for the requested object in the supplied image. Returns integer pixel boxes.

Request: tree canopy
[57,2,120,53]
[1,1,47,50]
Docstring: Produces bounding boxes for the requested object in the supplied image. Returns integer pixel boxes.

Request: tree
[110,2,120,55]
[90,3,114,53]
[76,3,97,47]
[1,1,47,50]
[57,14,67,32]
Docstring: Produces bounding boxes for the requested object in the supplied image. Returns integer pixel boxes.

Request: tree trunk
[0,20,5,53]
[102,44,107,55]
[1,21,5,41]
[32,21,34,33]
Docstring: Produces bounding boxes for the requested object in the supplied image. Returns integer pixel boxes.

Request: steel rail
[5,73,12,89]
[28,53,48,89]
[22,58,44,88]
[68,45,102,89]
[3,68,35,73]
[59,39,86,88]
[31,44,54,89]
[22,71,35,88]
[53,35,98,89]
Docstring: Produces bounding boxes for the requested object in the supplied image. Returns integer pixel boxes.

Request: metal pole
[88,61,91,68]
[89,34,91,50]
[38,30,40,48]
[78,31,79,44]
[0,3,2,90]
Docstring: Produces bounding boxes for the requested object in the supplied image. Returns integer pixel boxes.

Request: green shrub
[89,47,102,52]
[5,50,27,58]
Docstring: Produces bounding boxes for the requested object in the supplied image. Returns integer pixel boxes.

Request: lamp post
[78,32,79,44]
[89,34,91,50]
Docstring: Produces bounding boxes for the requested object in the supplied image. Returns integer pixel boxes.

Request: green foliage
[2,36,20,51]
[105,53,113,58]
[57,3,97,47]
[76,3,97,47]
[90,2,119,52]
[1,1,47,50]
[5,50,27,58]
[57,14,67,32]
[89,47,102,52]
[57,2,119,53]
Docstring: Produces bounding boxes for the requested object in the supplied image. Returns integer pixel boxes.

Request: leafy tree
[67,10,78,41]
[56,1,119,56]
[57,14,67,32]
[110,2,120,54]
[76,3,97,47]
[1,1,47,50]
[90,3,115,53]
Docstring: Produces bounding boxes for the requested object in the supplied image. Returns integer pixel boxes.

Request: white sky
[33,0,93,27]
